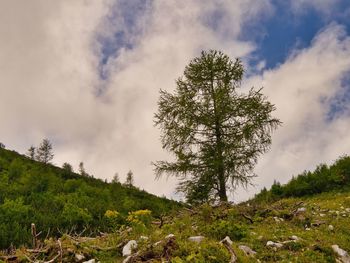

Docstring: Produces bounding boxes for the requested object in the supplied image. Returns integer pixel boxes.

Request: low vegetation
[0,147,180,249]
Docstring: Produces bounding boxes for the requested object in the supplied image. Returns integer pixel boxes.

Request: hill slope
[3,189,350,262]
[0,147,180,248]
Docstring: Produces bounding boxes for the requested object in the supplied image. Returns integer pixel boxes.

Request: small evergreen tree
[36,139,54,164]
[0,142,5,149]
[125,170,134,187]
[112,173,120,183]
[62,162,73,173]
[27,146,36,160]
[79,162,87,176]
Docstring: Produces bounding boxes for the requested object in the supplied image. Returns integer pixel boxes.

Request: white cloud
[236,23,350,201]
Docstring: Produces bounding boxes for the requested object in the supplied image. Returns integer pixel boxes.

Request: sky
[1,0,350,202]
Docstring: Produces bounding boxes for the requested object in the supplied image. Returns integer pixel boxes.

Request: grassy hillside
[0,147,180,248]
[3,189,350,262]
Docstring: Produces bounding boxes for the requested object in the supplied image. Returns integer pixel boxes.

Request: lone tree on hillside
[154,50,281,203]
[36,139,54,164]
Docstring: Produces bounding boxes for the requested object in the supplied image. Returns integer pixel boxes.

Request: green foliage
[254,156,350,202]
[154,50,281,203]
[36,139,54,164]
[0,147,180,248]
[202,220,247,241]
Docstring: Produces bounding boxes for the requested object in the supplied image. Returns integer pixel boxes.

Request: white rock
[297,207,306,213]
[346,208,350,212]
[154,241,162,246]
[332,245,350,263]
[188,236,205,243]
[221,236,233,245]
[122,240,137,257]
[341,206,344,210]
[305,227,311,231]
[239,245,257,256]
[75,253,85,261]
[83,260,95,263]
[266,241,283,248]
[140,236,148,240]
[329,225,334,231]
[320,213,326,217]
[290,235,299,241]
[165,234,175,239]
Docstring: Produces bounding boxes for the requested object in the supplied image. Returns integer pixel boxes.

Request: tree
[112,173,120,183]
[62,162,73,173]
[154,50,281,203]
[0,142,5,149]
[27,146,36,160]
[36,139,54,164]
[79,162,87,176]
[125,170,134,187]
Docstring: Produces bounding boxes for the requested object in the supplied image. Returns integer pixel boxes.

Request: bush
[202,220,247,241]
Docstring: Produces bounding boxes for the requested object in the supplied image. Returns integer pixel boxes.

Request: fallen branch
[241,213,254,224]
[220,237,237,263]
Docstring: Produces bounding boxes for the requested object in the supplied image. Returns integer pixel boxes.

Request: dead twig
[220,237,237,263]
[241,213,254,224]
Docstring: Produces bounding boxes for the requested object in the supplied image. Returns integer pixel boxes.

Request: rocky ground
[1,190,350,262]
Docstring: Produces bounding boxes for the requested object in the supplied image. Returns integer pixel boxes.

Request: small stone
[122,240,137,257]
[346,208,350,213]
[75,254,85,261]
[266,241,283,248]
[297,207,306,213]
[83,260,96,263]
[188,236,205,243]
[239,245,257,256]
[165,234,175,239]
[290,235,299,241]
[305,228,311,231]
[140,236,148,240]
[329,225,334,231]
[320,213,326,217]
[332,245,350,262]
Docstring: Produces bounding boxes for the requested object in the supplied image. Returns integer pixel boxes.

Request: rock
[290,235,299,241]
[82,260,96,263]
[297,207,306,213]
[165,234,175,239]
[188,236,205,243]
[273,217,284,222]
[139,236,148,240]
[266,241,283,248]
[239,245,257,257]
[122,240,137,257]
[329,225,334,231]
[320,213,326,217]
[75,253,85,261]
[221,236,233,245]
[305,227,311,231]
[154,241,162,246]
[346,208,350,213]
[332,245,350,263]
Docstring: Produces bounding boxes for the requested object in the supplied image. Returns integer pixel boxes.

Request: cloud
[290,0,341,15]
[236,23,350,201]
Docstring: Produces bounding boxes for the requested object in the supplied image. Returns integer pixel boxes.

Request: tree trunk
[218,170,228,201]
